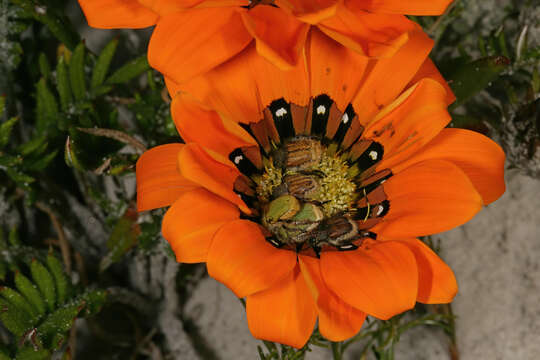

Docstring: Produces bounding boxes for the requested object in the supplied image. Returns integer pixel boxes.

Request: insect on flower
[136,28,505,348]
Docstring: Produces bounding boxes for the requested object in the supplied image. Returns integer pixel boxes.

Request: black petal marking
[362,231,377,239]
[236,191,257,209]
[355,142,384,172]
[374,200,390,217]
[229,148,259,176]
[337,243,359,251]
[239,123,255,138]
[355,200,390,221]
[268,98,295,141]
[267,237,284,248]
[311,94,333,136]
[361,172,392,195]
[333,103,356,145]
[354,206,369,220]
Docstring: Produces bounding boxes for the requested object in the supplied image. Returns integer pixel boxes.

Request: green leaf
[532,66,539,95]
[0,96,5,117]
[64,136,83,170]
[38,53,51,80]
[92,84,114,97]
[80,289,107,317]
[30,260,56,313]
[0,348,10,360]
[18,136,48,157]
[0,298,34,337]
[91,38,119,89]
[37,302,82,346]
[105,56,149,85]
[15,347,51,360]
[0,286,40,321]
[0,154,22,167]
[50,333,66,351]
[6,169,35,187]
[69,43,86,101]
[36,78,59,133]
[100,211,139,272]
[46,253,70,306]
[0,117,18,148]
[14,272,46,317]
[23,150,58,172]
[56,56,72,111]
[0,263,6,281]
[449,56,511,109]
[8,227,20,247]
[9,0,80,49]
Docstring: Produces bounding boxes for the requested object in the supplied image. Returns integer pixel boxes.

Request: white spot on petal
[369,151,378,160]
[234,155,243,164]
[317,105,326,115]
[376,205,384,216]
[342,113,349,124]
[275,108,287,117]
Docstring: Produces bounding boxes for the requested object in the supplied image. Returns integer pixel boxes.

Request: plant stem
[331,342,342,360]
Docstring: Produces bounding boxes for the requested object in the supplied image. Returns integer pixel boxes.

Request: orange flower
[78,0,453,84]
[136,30,505,348]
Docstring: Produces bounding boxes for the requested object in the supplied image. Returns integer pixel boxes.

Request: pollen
[311,151,356,217]
[256,161,283,202]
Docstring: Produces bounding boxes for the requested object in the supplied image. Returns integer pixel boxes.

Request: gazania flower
[136,30,505,347]
[78,0,453,84]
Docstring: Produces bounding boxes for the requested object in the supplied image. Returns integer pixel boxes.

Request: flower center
[256,137,356,217]
[258,136,363,251]
[229,95,392,256]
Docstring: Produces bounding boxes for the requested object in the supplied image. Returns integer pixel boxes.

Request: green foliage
[69,43,87,102]
[448,56,511,108]
[0,243,106,358]
[9,0,80,50]
[91,38,119,90]
[100,209,140,272]
[105,56,150,85]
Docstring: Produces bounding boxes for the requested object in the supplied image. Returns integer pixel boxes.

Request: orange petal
[162,188,239,263]
[308,28,369,111]
[136,144,199,211]
[345,0,453,15]
[274,0,339,24]
[182,43,310,124]
[317,3,414,58]
[241,6,309,69]
[390,128,506,205]
[399,239,458,303]
[148,7,252,84]
[363,78,451,168]
[178,143,250,213]
[321,240,418,320]
[374,159,483,238]
[299,256,366,341]
[207,220,297,298]
[137,0,188,14]
[137,0,248,14]
[78,0,158,29]
[171,94,256,158]
[246,264,317,348]
[408,58,456,105]
[352,28,434,125]
[164,76,181,99]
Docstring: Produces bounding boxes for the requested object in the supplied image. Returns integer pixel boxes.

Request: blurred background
[0,0,538,358]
